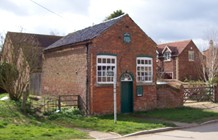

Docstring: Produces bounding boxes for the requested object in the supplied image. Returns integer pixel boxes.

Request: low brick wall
[157,83,183,108]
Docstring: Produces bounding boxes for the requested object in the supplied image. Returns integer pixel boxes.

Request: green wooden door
[121,81,133,113]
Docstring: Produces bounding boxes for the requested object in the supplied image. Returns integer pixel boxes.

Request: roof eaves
[162,45,172,54]
[177,40,192,56]
[44,39,92,52]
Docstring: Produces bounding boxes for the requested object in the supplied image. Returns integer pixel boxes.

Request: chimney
[209,40,214,48]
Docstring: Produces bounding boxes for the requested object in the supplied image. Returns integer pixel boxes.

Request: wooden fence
[58,95,79,111]
[183,85,215,102]
[30,94,82,114]
[29,73,41,95]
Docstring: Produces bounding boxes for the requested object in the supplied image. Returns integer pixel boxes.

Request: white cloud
[1,0,218,51]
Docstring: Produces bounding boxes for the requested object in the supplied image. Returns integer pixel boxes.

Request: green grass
[0,94,88,140]
[48,113,173,135]
[0,93,8,98]
[141,107,218,123]
[0,93,171,137]
[2,93,218,138]
[0,123,86,140]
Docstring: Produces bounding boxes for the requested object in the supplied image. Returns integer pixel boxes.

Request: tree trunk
[21,91,29,113]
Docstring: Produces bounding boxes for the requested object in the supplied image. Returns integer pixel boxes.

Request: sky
[0,0,218,50]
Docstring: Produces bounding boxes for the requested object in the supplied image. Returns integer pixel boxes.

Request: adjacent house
[1,32,62,95]
[157,40,203,81]
[42,14,157,115]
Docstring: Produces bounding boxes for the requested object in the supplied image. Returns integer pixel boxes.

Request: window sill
[164,59,171,62]
[136,82,155,86]
[189,60,194,62]
[95,83,113,87]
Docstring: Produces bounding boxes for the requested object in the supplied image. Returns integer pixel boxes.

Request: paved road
[118,122,218,140]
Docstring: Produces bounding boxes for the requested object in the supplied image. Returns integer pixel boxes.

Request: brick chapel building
[42,14,157,115]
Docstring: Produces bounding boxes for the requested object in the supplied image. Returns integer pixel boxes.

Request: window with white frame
[97,55,116,84]
[188,51,194,61]
[163,51,171,61]
[136,57,153,83]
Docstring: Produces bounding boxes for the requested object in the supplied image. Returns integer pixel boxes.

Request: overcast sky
[0,0,218,50]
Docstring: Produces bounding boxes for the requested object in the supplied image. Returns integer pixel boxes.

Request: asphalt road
[118,122,218,140]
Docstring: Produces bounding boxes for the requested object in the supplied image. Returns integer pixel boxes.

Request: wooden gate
[183,85,215,102]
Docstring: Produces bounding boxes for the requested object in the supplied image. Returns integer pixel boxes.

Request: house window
[97,55,116,84]
[163,51,171,61]
[188,51,194,61]
[164,72,173,79]
[136,57,153,83]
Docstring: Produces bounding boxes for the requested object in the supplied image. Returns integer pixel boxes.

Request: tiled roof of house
[45,14,127,50]
[157,40,192,56]
[7,32,63,48]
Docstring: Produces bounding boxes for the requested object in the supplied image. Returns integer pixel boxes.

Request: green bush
[46,107,82,120]
[0,121,8,128]
[212,77,218,84]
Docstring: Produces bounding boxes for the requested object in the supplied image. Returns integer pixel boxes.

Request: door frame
[120,72,134,113]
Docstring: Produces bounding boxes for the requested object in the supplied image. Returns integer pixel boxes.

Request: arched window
[121,73,133,81]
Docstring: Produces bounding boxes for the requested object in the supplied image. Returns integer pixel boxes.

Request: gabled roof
[157,40,192,56]
[45,14,128,50]
[6,32,63,48]
[162,45,172,53]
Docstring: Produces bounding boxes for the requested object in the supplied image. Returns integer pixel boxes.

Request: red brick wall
[178,42,202,81]
[157,84,183,108]
[134,85,157,111]
[42,15,157,115]
[162,58,177,79]
[89,15,157,114]
[42,46,87,106]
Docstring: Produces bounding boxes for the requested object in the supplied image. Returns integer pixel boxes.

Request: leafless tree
[1,33,42,112]
[201,30,218,83]
[0,33,4,51]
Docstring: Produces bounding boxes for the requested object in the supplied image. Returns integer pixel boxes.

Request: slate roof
[157,40,192,56]
[45,14,127,50]
[7,32,63,48]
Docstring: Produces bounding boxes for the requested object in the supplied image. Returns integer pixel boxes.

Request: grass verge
[140,107,218,123]
[0,94,88,140]
[48,113,173,135]
[2,93,218,138]
[0,123,87,140]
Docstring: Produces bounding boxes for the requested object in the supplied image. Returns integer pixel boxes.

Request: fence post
[58,96,61,111]
[214,86,218,103]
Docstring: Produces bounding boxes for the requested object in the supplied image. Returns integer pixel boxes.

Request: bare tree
[202,30,218,83]
[1,32,42,112]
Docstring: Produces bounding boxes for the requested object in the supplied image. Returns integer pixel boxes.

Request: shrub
[46,107,82,120]
[212,77,218,84]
